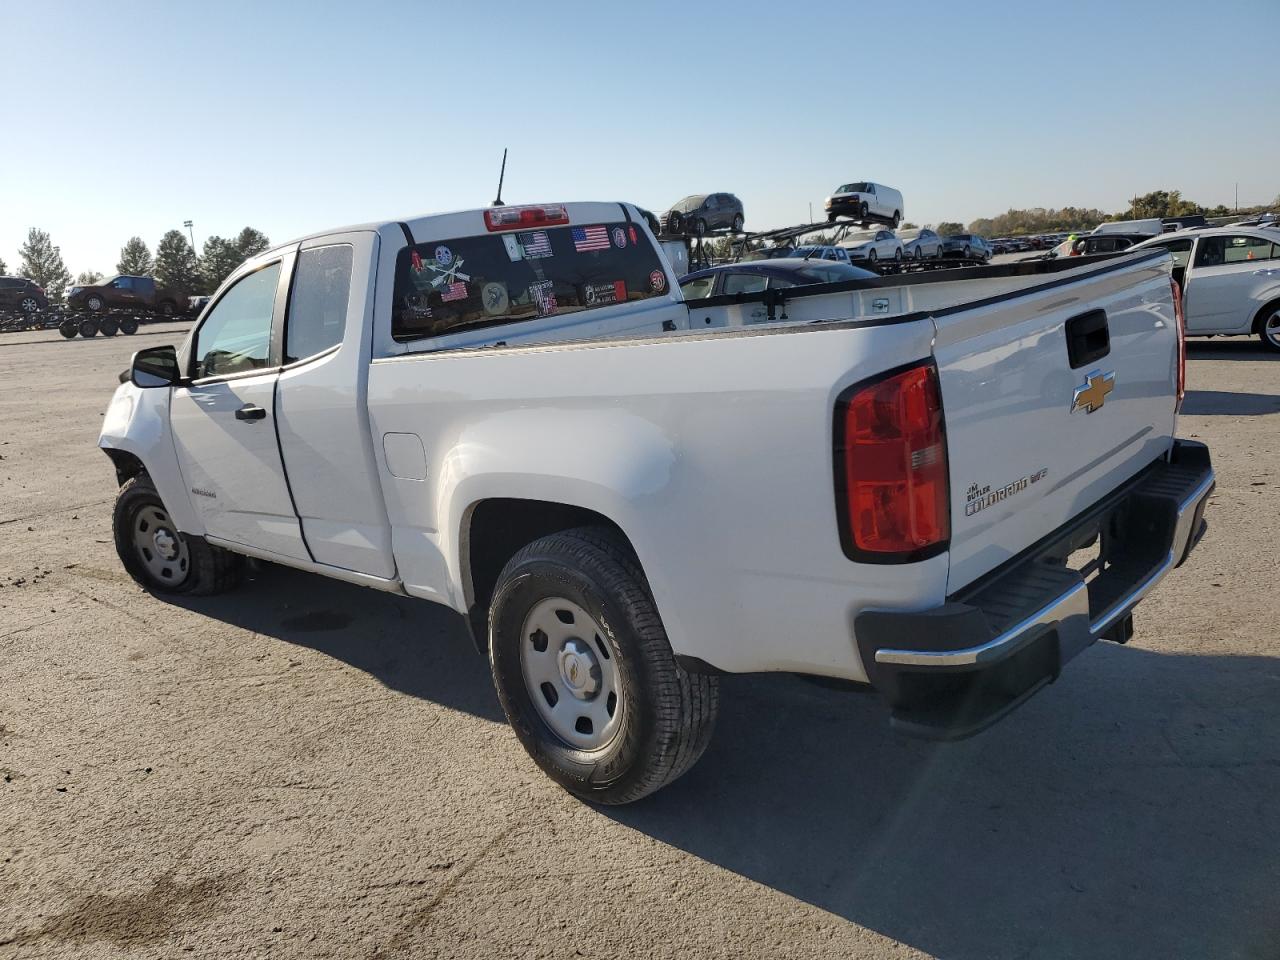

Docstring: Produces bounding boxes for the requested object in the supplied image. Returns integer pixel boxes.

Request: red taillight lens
[835,362,950,560]
[1171,277,1186,412]
[484,204,569,232]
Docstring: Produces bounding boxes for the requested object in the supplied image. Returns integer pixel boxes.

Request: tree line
[5,226,271,304]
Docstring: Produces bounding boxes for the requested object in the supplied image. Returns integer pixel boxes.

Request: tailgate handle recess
[1065,309,1110,369]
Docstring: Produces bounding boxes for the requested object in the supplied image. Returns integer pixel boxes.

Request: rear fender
[99,381,203,535]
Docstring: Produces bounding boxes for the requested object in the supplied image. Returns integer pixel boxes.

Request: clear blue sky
[2,0,1277,276]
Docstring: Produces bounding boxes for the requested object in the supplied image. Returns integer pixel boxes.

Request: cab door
[169,255,310,561]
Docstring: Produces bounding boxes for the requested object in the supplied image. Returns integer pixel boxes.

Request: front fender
[99,382,202,535]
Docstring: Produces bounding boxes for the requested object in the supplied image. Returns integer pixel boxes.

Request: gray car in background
[898,227,944,259]
[662,193,745,237]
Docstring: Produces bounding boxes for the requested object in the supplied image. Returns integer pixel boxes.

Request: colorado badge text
[1071,370,1115,415]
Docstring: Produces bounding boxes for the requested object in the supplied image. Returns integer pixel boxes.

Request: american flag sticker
[520,231,553,259]
[572,225,610,252]
[530,280,557,316]
[440,281,468,302]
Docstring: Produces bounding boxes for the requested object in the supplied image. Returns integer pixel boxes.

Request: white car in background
[898,227,944,259]
[840,229,904,265]
[1132,226,1280,350]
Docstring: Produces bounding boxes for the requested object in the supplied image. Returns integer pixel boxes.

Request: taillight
[1171,277,1186,412]
[484,204,569,232]
[834,361,950,561]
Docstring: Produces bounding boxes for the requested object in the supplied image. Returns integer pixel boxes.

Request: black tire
[113,475,242,596]
[914,246,923,260]
[694,218,707,238]
[1255,300,1280,353]
[79,318,99,338]
[731,213,744,234]
[58,319,78,339]
[891,211,901,229]
[86,295,104,312]
[99,318,119,337]
[157,300,177,317]
[19,296,40,313]
[119,317,140,335]
[488,527,719,805]
[859,202,869,221]
[963,245,972,260]
[868,249,878,264]
[826,213,836,224]
[894,248,903,262]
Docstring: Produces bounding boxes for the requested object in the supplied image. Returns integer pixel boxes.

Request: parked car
[0,276,49,313]
[740,245,795,262]
[67,275,189,316]
[661,193,744,237]
[1056,233,1150,257]
[839,229,904,265]
[940,234,992,261]
[824,182,904,227]
[989,239,1010,255]
[791,244,855,265]
[98,200,1211,803]
[897,228,944,259]
[678,258,876,300]
[1132,226,1280,350]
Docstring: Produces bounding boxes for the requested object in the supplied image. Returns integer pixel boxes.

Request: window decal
[572,225,610,252]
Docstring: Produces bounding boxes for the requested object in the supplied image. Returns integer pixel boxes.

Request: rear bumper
[855,440,1214,740]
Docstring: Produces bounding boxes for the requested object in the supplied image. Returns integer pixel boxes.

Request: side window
[113,277,131,289]
[286,245,353,362]
[193,263,281,379]
[678,275,717,300]
[867,184,877,195]
[722,272,767,295]
[1151,238,1193,268]
[1192,235,1271,267]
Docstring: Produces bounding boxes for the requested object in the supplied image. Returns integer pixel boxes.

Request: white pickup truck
[1131,226,1280,351]
[99,201,1214,803]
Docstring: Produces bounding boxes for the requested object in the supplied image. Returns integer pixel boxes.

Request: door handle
[235,404,267,422]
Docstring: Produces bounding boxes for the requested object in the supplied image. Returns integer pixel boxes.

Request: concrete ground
[1,322,1277,959]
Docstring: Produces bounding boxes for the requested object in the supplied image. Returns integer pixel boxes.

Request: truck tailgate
[933,254,1179,591]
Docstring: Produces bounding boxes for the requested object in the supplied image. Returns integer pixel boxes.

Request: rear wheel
[99,318,119,337]
[488,527,719,804]
[78,318,99,338]
[158,300,177,317]
[119,317,140,335]
[86,295,104,312]
[731,213,744,234]
[113,475,242,595]
[963,245,972,260]
[58,319,78,339]
[1256,302,1280,352]
[19,296,40,313]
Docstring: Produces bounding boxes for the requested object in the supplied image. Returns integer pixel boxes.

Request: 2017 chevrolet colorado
[98,201,1214,803]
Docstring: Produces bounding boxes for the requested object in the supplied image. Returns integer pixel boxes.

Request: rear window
[393,221,668,342]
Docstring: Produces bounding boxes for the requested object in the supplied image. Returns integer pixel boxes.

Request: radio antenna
[492,148,508,207]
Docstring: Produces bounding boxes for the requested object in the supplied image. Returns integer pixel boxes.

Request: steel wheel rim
[519,597,623,750]
[132,504,189,585]
[1265,311,1280,347]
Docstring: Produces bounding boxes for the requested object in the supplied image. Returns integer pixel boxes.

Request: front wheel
[858,202,869,221]
[158,301,177,317]
[891,210,901,229]
[694,218,707,238]
[113,475,242,595]
[488,527,719,804]
[86,295,104,312]
[894,248,903,262]
[19,296,40,313]
[867,249,878,264]
[731,213,744,234]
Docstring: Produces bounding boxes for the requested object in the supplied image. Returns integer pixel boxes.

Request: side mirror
[131,345,182,388]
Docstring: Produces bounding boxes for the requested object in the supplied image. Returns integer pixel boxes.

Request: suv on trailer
[67,275,189,316]
[0,276,49,313]
[661,194,745,237]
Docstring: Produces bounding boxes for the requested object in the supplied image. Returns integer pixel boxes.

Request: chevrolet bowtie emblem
[1071,370,1115,414]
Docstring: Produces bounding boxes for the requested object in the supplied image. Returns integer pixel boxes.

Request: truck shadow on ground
[1180,389,1280,416]
[174,566,1280,959]
[608,647,1280,959]
[1186,339,1280,363]
[173,563,505,724]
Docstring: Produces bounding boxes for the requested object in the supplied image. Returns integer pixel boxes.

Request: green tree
[75,270,104,284]
[153,229,200,292]
[117,236,153,276]
[0,255,7,275]
[18,229,72,303]
[199,236,243,292]
[234,227,270,259]
[935,221,965,235]
[900,222,918,230]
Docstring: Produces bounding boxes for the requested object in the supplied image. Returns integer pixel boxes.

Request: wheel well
[1251,297,1280,332]
[462,498,635,652]
[103,448,146,486]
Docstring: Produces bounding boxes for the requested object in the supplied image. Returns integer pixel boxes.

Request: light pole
[183,220,196,251]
